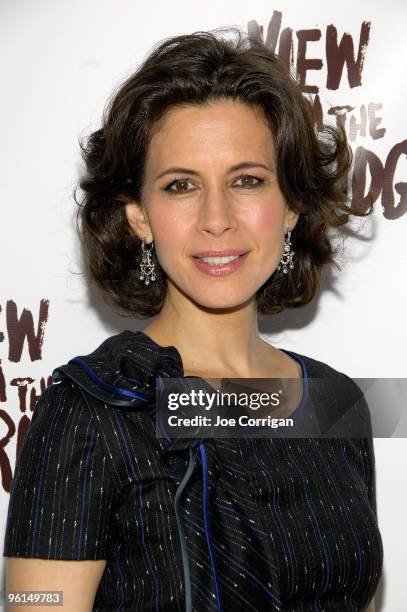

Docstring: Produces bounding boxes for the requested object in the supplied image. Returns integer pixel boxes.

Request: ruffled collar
[51,329,215,453]
[52,330,185,409]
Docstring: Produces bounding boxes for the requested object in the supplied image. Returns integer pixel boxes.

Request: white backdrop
[1,1,406,610]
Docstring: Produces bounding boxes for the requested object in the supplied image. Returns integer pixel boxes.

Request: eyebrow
[156,162,274,180]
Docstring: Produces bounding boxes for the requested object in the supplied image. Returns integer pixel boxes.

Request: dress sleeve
[3,378,119,560]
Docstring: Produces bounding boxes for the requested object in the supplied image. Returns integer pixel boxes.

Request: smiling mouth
[190,252,249,276]
[192,254,244,265]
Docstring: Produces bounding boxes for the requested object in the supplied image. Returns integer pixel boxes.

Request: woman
[3,28,383,611]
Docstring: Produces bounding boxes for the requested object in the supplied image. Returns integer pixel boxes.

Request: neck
[141,292,279,378]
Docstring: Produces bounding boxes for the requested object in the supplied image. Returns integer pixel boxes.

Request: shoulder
[293,350,362,393]
[291,351,372,437]
[21,377,100,464]
[30,377,90,428]
[289,350,346,378]
[14,375,123,498]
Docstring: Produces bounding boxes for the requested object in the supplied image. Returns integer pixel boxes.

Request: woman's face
[125,99,298,311]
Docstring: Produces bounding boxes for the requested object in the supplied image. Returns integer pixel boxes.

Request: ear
[284,206,300,232]
[124,199,153,243]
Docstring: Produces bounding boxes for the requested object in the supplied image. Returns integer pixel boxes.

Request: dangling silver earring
[139,238,156,285]
[278,228,295,275]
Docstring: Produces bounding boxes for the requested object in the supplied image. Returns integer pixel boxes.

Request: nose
[196,185,237,236]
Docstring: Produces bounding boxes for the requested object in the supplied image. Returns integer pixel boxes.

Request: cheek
[148,208,189,259]
[245,205,285,247]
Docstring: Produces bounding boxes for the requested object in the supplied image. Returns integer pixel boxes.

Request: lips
[191,251,249,276]
[192,249,248,258]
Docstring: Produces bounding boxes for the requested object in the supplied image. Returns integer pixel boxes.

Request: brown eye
[164,178,193,194]
[235,175,263,188]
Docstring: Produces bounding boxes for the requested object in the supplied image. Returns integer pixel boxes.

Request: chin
[167,274,259,310]
[189,290,256,311]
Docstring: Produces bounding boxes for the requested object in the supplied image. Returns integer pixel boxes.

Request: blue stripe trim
[68,357,152,403]
[199,443,223,612]
[174,447,197,612]
[282,437,331,598]
[156,376,172,443]
[184,515,282,606]
[31,392,64,555]
[111,410,161,612]
[190,580,218,608]
[77,422,96,557]
[249,436,296,597]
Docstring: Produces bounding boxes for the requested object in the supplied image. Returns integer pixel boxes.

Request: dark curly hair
[75,27,373,319]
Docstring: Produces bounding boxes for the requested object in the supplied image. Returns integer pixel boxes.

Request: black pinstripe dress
[3,330,383,611]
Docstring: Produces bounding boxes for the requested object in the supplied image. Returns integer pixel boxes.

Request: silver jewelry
[139,238,156,285]
[278,229,295,275]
